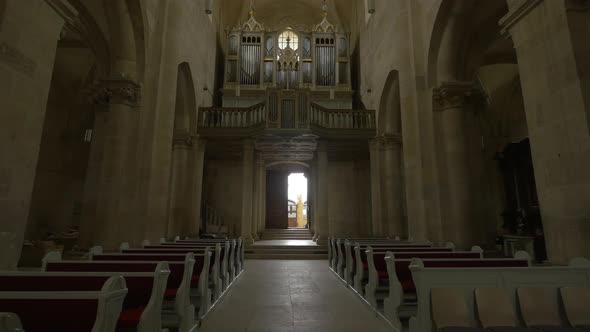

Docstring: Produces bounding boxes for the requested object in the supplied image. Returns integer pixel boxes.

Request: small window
[278,29,298,50]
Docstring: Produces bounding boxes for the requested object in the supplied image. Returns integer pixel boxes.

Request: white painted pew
[0,275,127,332]
[407,257,590,332]
[43,252,201,332]
[0,313,22,332]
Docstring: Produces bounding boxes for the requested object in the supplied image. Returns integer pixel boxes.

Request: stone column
[189,138,206,237]
[500,0,590,262]
[257,160,267,234]
[433,81,488,249]
[240,140,255,244]
[79,77,142,249]
[379,133,405,238]
[167,133,192,238]
[0,0,63,269]
[315,142,330,244]
[251,158,265,240]
[369,139,384,236]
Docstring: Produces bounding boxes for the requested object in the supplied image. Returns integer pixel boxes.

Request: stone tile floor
[198,260,393,332]
[252,240,318,246]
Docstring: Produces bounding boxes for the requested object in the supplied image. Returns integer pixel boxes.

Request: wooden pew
[0,312,23,332]
[0,275,127,332]
[0,263,169,332]
[171,238,244,274]
[353,245,455,292]
[406,257,590,332]
[43,252,205,332]
[121,243,228,299]
[340,241,435,281]
[329,238,423,271]
[136,241,235,289]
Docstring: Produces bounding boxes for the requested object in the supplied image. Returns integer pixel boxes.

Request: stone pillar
[167,133,192,238]
[79,77,142,249]
[379,134,405,238]
[433,81,487,249]
[0,0,63,269]
[251,158,265,240]
[315,142,329,244]
[189,138,206,237]
[257,161,267,234]
[240,140,255,244]
[500,0,590,263]
[369,139,384,236]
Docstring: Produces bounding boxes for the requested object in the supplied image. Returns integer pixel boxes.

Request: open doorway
[287,173,308,229]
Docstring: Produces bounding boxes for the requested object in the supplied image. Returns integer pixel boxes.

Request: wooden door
[266,170,288,229]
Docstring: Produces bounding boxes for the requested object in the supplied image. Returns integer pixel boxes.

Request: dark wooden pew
[0,274,127,332]
[352,245,456,291]
[42,251,206,332]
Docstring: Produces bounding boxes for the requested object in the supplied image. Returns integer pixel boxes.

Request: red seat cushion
[191,274,200,288]
[118,306,145,328]
[164,288,177,299]
[362,263,368,269]
[400,279,416,292]
[377,271,388,280]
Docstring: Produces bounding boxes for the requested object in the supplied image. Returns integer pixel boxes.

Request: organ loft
[2,0,590,331]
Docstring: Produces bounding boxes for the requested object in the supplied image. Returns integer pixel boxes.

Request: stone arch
[174,62,197,135]
[167,62,199,238]
[103,0,146,80]
[427,0,512,85]
[377,70,402,135]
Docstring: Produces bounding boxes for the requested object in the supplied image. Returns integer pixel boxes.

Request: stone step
[246,253,328,260]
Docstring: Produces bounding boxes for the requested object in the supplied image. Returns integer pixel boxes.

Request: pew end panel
[0,312,23,332]
[407,258,590,332]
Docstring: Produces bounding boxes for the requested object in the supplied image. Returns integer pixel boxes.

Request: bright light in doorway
[288,173,307,202]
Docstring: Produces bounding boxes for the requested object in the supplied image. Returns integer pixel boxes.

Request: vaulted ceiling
[219,0,354,32]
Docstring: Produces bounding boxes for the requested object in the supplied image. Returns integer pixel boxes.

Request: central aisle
[199,260,393,332]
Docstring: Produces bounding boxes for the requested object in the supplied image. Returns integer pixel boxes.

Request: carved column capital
[172,131,194,149]
[89,75,141,110]
[433,81,485,111]
[375,133,402,149]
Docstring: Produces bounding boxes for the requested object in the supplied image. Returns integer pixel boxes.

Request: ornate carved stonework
[255,134,318,161]
[90,76,141,110]
[172,132,194,148]
[375,133,402,149]
[433,81,485,112]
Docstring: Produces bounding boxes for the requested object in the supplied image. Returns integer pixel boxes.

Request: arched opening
[428,0,544,259]
[373,70,406,238]
[167,62,198,238]
[21,24,101,265]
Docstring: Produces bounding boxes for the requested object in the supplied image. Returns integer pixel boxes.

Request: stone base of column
[316,236,328,245]
[242,235,255,245]
[312,233,318,241]
[252,233,260,241]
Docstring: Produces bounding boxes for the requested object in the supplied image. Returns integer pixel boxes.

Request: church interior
[1,0,590,331]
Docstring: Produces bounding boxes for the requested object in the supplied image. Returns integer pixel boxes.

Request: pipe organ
[224,7,350,93]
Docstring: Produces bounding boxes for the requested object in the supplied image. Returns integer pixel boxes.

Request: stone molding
[499,0,544,36]
[433,81,485,111]
[374,133,402,149]
[172,132,194,149]
[90,76,141,109]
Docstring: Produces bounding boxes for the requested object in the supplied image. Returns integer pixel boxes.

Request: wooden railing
[199,103,266,128]
[310,103,376,130]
